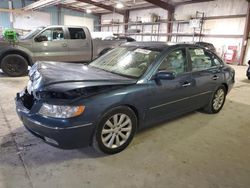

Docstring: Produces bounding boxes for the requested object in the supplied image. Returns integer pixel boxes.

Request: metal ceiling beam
[58,4,85,13]
[175,0,215,6]
[57,4,99,16]
[75,0,125,15]
[23,0,62,10]
[143,0,175,12]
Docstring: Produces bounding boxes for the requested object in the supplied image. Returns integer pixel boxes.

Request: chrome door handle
[212,75,219,80]
[62,43,67,47]
[182,82,191,87]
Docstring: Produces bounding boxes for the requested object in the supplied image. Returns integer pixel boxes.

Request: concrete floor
[0,65,250,188]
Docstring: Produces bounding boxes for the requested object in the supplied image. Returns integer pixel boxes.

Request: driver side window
[38,28,64,41]
[158,49,187,75]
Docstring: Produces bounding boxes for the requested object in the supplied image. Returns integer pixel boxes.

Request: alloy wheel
[213,88,225,111]
[101,113,132,149]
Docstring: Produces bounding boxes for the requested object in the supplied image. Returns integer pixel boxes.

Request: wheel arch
[123,104,139,126]
[97,103,141,130]
[221,83,228,94]
[0,49,33,67]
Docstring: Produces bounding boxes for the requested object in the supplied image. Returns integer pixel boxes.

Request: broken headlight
[38,103,85,118]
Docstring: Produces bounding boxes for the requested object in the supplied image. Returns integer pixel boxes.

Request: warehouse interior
[0,0,250,188]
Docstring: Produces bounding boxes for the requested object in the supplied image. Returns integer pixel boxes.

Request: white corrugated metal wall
[100,0,248,63]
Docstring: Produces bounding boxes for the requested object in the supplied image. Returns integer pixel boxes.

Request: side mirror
[154,70,176,80]
[35,35,48,42]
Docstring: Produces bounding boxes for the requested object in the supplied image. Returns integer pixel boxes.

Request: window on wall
[39,27,64,41]
[158,49,187,75]
[68,28,86,39]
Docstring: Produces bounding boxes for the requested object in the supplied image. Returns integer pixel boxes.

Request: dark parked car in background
[104,35,136,42]
[15,42,235,154]
[195,42,216,53]
[247,60,250,80]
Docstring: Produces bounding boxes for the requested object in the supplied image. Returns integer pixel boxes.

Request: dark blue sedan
[15,42,235,154]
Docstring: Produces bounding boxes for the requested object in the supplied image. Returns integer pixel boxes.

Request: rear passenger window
[189,48,213,71]
[68,28,86,39]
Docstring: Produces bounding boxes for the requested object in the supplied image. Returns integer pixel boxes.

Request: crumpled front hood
[29,61,136,92]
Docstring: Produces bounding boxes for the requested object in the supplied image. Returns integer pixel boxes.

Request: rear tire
[1,54,28,77]
[93,106,137,154]
[203,86,226,114]
[248,76,250,80]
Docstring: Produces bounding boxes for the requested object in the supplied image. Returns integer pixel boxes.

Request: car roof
[45,25,86,28]
[121,41,203,51]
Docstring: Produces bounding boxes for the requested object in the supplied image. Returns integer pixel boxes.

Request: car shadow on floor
[1,99,250,167]
[0,69,29,78]
[0,110,209,166]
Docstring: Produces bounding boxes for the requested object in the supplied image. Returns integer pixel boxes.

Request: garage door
[64,15,94,32]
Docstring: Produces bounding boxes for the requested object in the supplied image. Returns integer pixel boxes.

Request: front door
[145,48,195,123]
[32,27,69,62]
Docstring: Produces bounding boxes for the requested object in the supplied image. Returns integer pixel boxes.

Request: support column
[239,2,250,65]
[8,0,14,28]
[21,0,25,7]
[167,11,174,42]
[98,14,102,31]
[57,6,61,25]
[124,10,129,34]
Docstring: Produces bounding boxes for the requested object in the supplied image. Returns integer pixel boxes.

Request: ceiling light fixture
[116,2,124,9]
[86,9,92,13]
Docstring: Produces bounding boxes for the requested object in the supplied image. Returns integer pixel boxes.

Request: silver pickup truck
[0,25,125,76]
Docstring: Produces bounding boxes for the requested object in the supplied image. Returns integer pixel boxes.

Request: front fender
[0,46,34,66]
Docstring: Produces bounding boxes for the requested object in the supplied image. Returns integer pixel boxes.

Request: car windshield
[20,27,44,40]
[89,47,160,79]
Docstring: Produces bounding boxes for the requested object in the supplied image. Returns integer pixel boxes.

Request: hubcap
[101,113,132,149]
[213,89,225,111]
[6,59,22,73]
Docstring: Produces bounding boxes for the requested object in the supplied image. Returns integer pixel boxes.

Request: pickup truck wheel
[1,54,28,77]
[93,106,137,154]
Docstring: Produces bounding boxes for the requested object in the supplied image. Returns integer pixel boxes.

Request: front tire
[203,86,226,114]
[1,54,28,77]
[93,106,137,154]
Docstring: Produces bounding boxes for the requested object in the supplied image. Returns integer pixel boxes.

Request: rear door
[188,47,224,108]
[32,27,69,62]
[66,27,92,62]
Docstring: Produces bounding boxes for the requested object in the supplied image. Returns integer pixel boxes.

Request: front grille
[21,90,35,110]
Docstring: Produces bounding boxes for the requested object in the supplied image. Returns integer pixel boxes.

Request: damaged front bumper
[15,90,95,149]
